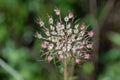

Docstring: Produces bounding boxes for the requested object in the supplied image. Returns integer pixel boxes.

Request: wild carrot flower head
[35,8,94,64]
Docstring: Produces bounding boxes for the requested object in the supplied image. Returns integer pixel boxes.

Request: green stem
[69,58,74,80]
[64,58,67,80]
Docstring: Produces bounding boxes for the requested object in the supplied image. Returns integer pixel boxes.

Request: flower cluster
[35,8,94,64]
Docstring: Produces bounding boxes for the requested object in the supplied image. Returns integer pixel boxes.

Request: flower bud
[41,42,47,48]
[61,25,65,30]
[74,29,79,34]
[48,43,54,50]
[54,8,60,15]
[67,29,72,35]
[74,24,79,29]
[49,17,53,24]
[58,54,63,60]
[50,25,55,30]
[58,51,62,54]
[75,58,81,63]
[45,31,50,36]
[51,31,57,35]
[84,53,90,59]
[34,32,42,39]
[87,44,93,49]
[60,30,65,36]
[47,56,53,62]
[39,20,44,27]
[81,24,85,30]
[62,47,66,52]
[68,12,73,18]
[67,44,72,51]
[88,31,94,37]
[66,23,71,29]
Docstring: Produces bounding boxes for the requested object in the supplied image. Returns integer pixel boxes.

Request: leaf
[108,32,120,46]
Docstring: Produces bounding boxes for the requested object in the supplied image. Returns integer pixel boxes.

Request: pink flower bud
[47,56,53,62]
[41,42,47,48]
[81,24,85,30]
[84,53,90,59]
[79,53,82,56]
[68,12,73,18]
[34,32,42,39]
[75,58,81,63]
[87,44,93,49]
[58,54,63,60]
[88,31,94,37]
[54,8,60,15]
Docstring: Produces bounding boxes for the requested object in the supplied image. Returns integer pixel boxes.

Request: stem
[69,58,74,80]
[64,58,67,80]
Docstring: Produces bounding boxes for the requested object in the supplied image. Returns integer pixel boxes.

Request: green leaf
[108,32,120,46]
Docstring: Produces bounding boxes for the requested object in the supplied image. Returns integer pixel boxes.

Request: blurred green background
[0,0,120,80]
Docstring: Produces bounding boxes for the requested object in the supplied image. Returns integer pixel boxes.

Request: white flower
[67,29,72,35]
[71,47,76,53]
[71,34,76,41]
[50,25,55,30]
[74,24,79,29]
[39,20,44,27]
[62,46,66,52]
[51,31,57,35]
[48,43,54,50]
[77,36,82,40]
[64,16,69,22]
[60,24,65,30]
[45,31,50,36]
[60,30,65,36]
[66,23,71,29]
[49,17,53,24]
[58,51,63,54]
[67,44,72,51]
[74,29,79,34]
[80,31,85,36]
[35,32,42,39]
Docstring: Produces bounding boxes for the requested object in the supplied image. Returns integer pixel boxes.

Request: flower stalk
[64,58,67,80]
